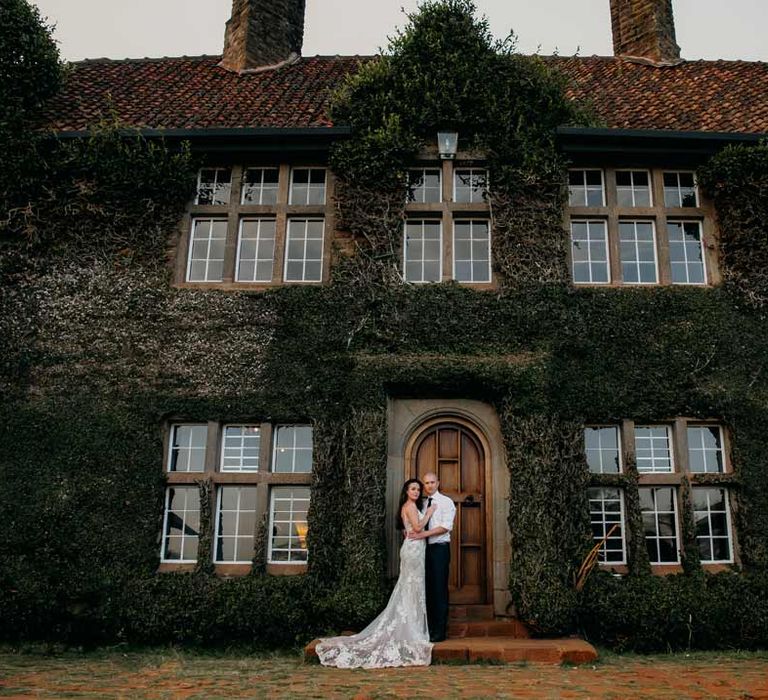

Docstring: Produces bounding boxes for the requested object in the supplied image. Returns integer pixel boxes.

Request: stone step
[447,619,530,639]
[305,636,598,666]
[448,604,494,621]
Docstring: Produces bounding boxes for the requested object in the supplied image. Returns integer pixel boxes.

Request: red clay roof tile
[42,54,768,135]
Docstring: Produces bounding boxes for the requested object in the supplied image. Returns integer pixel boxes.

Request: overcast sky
[31,0,768,63]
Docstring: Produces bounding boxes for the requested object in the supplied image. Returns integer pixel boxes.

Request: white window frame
[195,167,232,206]
[160,486,200,564]
[619,220,659,285]
[693,487,735,565]
[687,425,726,474]
[220,424,262,473]
[585,425,623,474]
[213,485,259,564]
[667,220,707,286]
[568,169,606,207]
[186,218,227,283]
[240,167,280,206]
[267,486,310,565]
[634,424,675,474]
[408,168,442,204]
[283,218,325,283]
[167,423,207,473]
[640,486,681,565]
[453,168,489,204]
[452,219,491,283]
[663,170,699,208]
[616,169,653,207]
[289,167,327,206]
[272,425,313,474]
[235,218,277,283]
[570,219,611,285]
[588,487,627,565]
[403,219,443,284]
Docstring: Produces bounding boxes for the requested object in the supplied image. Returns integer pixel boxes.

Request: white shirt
[425,490,456,545]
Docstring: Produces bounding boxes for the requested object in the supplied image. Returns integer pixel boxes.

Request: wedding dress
[315,513,433,668]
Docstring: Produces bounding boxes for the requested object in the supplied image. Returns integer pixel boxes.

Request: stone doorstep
[304,637,598,666]
[447,619,530,639]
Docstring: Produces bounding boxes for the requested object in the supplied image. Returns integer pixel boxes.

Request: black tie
[427,497,433,507]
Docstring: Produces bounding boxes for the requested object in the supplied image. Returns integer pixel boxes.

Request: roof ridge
[72,54,374,66]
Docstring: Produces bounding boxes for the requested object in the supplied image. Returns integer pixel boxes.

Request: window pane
[269,487,310,564]
[571,220,609,284]
[215,486,258,563]
[639,487,679,564]
[619,221,657,284]
[588,487,625,563]
[692,488,732,562]
[408,169,441,203]
[196,168,232,206]
[584,427,620,474]
[290,168,326,205]
[569,170,604,207]
[668,222,705,285]
[169,425,207,472]
[634,426,673,473]
[454,220,490,282]
[284,219,325,282]
[454,169,488,203]
[242,168,279,205]
[162,486,200,562]
[616,171,651,207]
[688,426,724,473]
[221,425,261,472]
[187,219,227,282]
[404,220,442,283]
[273,426,313,473]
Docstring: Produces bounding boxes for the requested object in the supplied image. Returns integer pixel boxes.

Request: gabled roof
[43,54,768,135]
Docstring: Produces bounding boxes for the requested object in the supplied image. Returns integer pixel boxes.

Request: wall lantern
[437,131,459,160]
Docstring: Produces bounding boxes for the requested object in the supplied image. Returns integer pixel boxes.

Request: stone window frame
[567,167,720,288]
[174,164,335,290]
[404,158,494,288]
[159,420,312,577]
[586,418,738,575]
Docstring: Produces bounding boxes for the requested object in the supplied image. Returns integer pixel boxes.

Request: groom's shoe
[429,636,446,643]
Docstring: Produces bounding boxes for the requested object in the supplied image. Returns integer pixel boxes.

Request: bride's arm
[403,502,435,532]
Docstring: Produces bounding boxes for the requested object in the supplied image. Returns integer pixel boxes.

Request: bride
[315,478,437,668]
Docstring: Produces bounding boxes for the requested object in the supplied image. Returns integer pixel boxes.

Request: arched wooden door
[411,421,488,605]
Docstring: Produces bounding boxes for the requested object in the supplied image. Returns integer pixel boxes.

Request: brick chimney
[610,0,681,64]
[220,0,306,73]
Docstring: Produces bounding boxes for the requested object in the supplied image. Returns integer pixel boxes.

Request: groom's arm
[407,526,448,540]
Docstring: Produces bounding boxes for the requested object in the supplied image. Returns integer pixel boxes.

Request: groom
[408,471,456,642]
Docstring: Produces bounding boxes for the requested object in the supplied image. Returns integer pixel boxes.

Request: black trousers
[425,542,450,641]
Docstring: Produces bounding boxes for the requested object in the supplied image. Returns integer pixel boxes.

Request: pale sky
[31,0,768,63]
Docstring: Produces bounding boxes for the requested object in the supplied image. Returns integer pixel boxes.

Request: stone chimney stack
[610,0,681,64]
[221,0,306,73]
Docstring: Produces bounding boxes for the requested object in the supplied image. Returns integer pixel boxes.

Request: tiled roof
[43,53,768,135]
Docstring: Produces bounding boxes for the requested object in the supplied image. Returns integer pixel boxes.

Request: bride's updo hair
[396,478,424,530]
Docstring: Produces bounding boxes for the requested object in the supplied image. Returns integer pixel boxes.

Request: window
[221,425,261,472]
[588,487,626,564]
[268,486,310,563]
[236,219,276,283]
[405,160,492,285]
[168,424,207,473]
[569,170,604,207]
[693,488,733,563]
[567,167,716,287]
[454,168,488,203]
[161,486,200,562]
[181,166,330,287]
[196,168,232,206]
[619,221,658,284]
[663,172,698,208]
[571,220,609,284]
[187,219,227,283]
[215,486,258,563]
[585,426,621,474]
[453,220,491,283]
[408,169,441,203]
[242,168,279,205]
[616,170,652,207]
[640,486,680,564]
[284,219,324,283]
[290,168,326,205]
[161,422,313,571]
[687,426,725,473]
[404,220,442,283]
[273,426,313,474]
[635,425,673,473]
[668,221,706,285]
[585,419,736,571]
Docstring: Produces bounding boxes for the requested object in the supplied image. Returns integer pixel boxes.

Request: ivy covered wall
[1,0,768,651]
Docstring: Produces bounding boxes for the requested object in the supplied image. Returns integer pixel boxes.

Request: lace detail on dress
[315,513,433,668]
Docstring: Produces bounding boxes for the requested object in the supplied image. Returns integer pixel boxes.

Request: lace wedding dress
[315,514,433,668]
